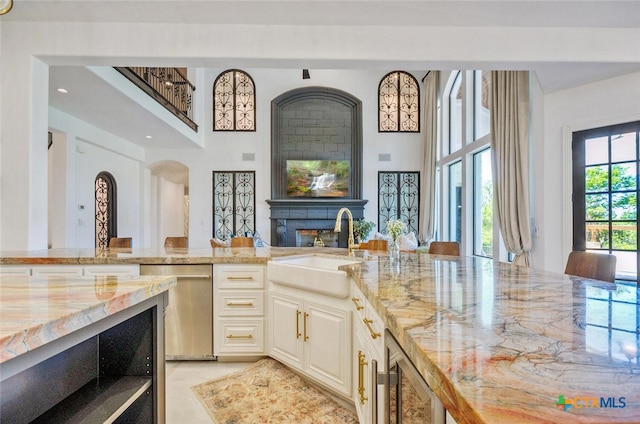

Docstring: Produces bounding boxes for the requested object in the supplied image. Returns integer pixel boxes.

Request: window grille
[213,171,256,239]
[213,69,256,131]
[95,172,117,248]
[378,71,420,132]
[378,171,420,235]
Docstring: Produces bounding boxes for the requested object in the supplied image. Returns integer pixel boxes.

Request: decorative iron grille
[378,171,420,235]
[378,71,420,132]
[95,172,117,248]
[213,171,256,240]
[213,69,256,131]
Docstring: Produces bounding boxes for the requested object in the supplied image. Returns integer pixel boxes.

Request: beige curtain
[490,71,532,266]
[419,71,439,244]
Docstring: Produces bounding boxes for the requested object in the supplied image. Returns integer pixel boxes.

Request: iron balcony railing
[115,67,198,132]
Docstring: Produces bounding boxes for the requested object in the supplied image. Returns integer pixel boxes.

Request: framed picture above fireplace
[286,160,349,198]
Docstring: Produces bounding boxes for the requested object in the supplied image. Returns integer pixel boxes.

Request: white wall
[145,68,424,248]
[49,107,146,248]
[538,72,640,273]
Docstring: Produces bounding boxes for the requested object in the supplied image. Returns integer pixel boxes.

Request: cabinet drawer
[216,291,264,316]
[83,265,140,277]
[215,265,264,289]
[215,319,265,355]
[31,265,83,277]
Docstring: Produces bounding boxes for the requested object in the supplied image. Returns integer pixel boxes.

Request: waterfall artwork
[286,160,349,198]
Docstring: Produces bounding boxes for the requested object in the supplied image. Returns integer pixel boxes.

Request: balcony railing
[114,67,198,132]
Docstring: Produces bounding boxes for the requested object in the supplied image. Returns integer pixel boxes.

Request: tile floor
[165,360,254,423]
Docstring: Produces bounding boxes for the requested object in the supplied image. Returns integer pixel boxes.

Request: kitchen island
[1,247,639,423]
[0,273,176,423]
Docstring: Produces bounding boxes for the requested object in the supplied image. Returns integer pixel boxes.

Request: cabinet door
[304,300,351,396]
[269,293,303,369]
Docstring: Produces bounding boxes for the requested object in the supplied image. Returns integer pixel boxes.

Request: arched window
[213,69,256,131]
[378,71,420,132]
[95,172,117,248]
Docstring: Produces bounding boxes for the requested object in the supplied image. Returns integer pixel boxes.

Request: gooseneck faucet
[334,207,359,255]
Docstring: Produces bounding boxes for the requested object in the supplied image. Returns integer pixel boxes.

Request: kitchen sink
[267,255,363,298]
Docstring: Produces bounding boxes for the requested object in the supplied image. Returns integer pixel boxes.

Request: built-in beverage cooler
[384,329,445,424]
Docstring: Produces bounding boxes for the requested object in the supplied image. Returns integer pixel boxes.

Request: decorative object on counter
[313,235,325,247]
[192,358,358,424]
[386,219,407,262]
[352,219,375,244]
[428,241,460,256]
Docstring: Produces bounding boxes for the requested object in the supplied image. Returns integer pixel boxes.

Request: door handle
[358,350,368,405]
[226,276,254,281]
[296,310,302,339]
[303,312,309,341]
[363,318,382,339]
[175,274,211,279]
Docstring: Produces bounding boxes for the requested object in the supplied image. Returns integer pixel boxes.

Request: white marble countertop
[0,274,176,363]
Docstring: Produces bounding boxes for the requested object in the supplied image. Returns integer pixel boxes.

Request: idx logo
[556,395,626,411]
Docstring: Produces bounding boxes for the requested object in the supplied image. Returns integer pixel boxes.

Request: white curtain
[419,71,439,244]
[490,71,532,266]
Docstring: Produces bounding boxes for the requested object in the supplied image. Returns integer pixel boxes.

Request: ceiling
[27,0,640,168]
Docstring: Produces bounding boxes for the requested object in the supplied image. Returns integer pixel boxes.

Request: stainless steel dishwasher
[140,264,214,360]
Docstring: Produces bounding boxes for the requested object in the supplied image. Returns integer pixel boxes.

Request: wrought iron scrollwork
[378,71,420,132]
[213,171,255,240]
[213,70,256,131]
[95,172,117,248]
[378,171,419,235]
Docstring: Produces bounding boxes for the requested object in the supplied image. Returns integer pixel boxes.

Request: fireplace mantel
[266,199,368,247]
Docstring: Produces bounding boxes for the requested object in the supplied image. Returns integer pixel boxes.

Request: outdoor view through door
[572,120,640,284]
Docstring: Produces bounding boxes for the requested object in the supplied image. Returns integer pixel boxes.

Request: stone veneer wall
[271,86,362,199]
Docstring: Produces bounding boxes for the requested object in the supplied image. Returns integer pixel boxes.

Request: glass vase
[389,239,400,262]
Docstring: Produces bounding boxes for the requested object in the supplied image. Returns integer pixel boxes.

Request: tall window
[95,172,117,248]
[213,171,256,240]
[213,69,256,131]
[378,171,420,235]
[572,120,640,283]
[378,71,420,132]
[439,71,495,258]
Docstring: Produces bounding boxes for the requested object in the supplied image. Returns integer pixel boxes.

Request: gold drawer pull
[351,297,364,311]
[227,334,253,339]
[226,301,254,307]
[226,276,254,281]
[296,310,302,339]
[303,312,309,341]
[358,350,368,405]
[363,318,381,340]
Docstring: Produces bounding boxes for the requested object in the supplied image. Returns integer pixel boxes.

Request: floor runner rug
[192,358,359,423]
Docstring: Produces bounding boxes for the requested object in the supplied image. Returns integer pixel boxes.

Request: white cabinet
[352,281,385,424]
[0,264,139,277]
[269,291,352,397]
[214,264,266,356]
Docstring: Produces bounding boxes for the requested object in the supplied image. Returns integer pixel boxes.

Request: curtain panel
[419,71,439,244]
[490,71,532,266]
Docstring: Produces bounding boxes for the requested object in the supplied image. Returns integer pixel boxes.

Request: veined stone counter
[0,274,176,363]
[346,253,640,423]
[0,246,348,265]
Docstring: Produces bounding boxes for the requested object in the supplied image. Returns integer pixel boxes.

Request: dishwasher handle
[174,274,211,279]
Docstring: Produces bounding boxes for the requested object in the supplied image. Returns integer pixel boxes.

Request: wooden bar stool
[230,237,254,247]
[367,239,388,251]
[164,236,188,249]
[109,237,132,248]
[428,241,460,256]
[564,251,617,283]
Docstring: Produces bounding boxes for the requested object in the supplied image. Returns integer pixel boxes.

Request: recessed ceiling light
[56,88,68,94]
[145,135,153,139]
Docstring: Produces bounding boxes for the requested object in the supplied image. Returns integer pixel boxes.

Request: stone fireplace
[268,86,366,247]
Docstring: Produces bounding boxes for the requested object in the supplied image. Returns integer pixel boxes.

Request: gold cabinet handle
[296,310,302,339]
[226,276,254,281]
[351,297,364,311]
[358,350,368,405]
[363,318,381,340]
[303,312,309,341]
[226,334,253,339]
[226,301,254,307]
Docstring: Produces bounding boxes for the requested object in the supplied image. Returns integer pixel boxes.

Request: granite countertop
[0,274,177,364]
[0,246,348,265]
[347,253,640,423]
[2,247,639,422]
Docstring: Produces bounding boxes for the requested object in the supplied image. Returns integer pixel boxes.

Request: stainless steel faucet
[334,207,359,254]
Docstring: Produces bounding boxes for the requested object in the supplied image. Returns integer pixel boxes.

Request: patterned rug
[192,358,359,424]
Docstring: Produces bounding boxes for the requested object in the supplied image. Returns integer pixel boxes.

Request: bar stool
[230,237,254,247]
[428,241,460,256]
[564,251,617,283]
[109,237,132,248]
[164,236,188,249]
[367,239,389,251]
